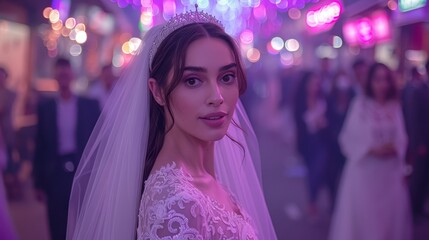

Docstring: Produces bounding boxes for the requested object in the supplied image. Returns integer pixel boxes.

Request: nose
[207,82,224,107]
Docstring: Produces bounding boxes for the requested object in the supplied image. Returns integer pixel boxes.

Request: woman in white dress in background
[66,6,276,240]
[329,62,412,240]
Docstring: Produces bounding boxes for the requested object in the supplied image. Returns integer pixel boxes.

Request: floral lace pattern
[137,163,257,240]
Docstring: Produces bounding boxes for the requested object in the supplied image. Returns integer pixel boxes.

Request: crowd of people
[287,58,429,239]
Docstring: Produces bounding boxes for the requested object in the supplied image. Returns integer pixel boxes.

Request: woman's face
[167,37,239,142]
[371,66,389,101]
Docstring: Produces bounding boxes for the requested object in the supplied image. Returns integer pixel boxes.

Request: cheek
[223,86,240,106]
[169,90,199,119]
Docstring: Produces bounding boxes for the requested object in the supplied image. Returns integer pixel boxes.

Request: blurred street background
[1,0,429,239]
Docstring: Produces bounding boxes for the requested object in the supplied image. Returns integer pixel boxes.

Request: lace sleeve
[138,168,208,240]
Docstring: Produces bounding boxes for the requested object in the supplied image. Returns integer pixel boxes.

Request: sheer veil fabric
[67,24,277,239]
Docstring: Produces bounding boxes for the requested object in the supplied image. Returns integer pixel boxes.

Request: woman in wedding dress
[329,62,412,240]
[67,6,276,240]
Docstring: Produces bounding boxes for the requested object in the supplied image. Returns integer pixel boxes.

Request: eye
[184,77,202,88]
[220,73,236,85]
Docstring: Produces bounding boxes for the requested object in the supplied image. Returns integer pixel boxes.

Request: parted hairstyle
[143,22,247,185]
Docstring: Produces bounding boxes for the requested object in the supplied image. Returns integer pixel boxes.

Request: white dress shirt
[56,96,77,155]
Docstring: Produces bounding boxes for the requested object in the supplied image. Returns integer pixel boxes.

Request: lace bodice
[137,163,257,240]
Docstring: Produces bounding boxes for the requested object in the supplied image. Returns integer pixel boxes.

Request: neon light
[240,30,254,45]
[306,1,342,28]
[356,18,373,44]
[342,10,391,47]
[253,4,267,21]
[271,37,284,51]
[343,22,358,45]
[399,0,427,12]
[372,11,390,41]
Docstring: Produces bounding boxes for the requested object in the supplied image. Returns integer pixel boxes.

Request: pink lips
[199,112,227,128]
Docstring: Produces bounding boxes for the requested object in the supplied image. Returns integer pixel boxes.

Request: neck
[158,128,215,178]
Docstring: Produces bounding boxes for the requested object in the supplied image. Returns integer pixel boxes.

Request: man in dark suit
[406,61,429,221]
[33,58,100,240]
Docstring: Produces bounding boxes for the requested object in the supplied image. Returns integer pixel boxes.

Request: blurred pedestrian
[87,64,117,108]
[407,61,429,220]
[0,66,16,173]
[0,66,18,240]
[319,57,334,96]
[0,66,22,200]
[326,70,354,211]
[294,70,328,219]
[351,58,369,97]
[33,57,100,240]
[330,62,411,240]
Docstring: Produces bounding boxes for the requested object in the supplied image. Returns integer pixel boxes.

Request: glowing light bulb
[49,9,60,23]
[65,18,76,29]
[271,37,284,51]
[75,31,87,44]
[285,39,300,52]
[43,7,53,19]
[246,48,261,63]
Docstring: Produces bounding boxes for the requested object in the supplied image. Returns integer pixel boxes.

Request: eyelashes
[184,77,202,88]
[220,73,237,85]
[182,72,237,88]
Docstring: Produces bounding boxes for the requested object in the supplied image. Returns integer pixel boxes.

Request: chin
[199,130,228,142]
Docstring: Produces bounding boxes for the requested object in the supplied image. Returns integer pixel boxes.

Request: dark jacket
[33,96,100,191]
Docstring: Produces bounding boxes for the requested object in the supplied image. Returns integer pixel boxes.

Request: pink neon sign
[306,1,343,31]
[343,10,391,47]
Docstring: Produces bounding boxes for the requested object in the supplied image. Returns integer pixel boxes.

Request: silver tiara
[149,4,224,66]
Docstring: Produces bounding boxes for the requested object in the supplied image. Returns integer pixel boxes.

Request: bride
[66,6,276,240]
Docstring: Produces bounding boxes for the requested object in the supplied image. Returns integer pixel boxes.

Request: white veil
[67,24,277,240]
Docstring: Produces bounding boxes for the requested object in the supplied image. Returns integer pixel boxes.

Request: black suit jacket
[33,96,100,191]
[406,81,429,152]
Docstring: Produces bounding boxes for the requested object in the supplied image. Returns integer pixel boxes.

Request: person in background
[33,57,100,240]
[351,58,369,97]
[325,70,355,212]
[402,66,424,165]
[294,70,328,219]
[0,66,18,240]
[319,57,334,96]
[0,66,17,180]
[87,64,117,108]
[407,61,429,221]
[0,66,24,201]
[330,62,411,240]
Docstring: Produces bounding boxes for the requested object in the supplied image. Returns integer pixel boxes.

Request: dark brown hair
[365,62,397,101]
[143,22,247,186]
[0,66,8,79]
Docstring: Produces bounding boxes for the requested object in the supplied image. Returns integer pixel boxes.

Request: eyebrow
[183,63,237,73]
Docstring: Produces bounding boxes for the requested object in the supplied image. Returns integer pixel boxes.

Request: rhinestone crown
[149,4,224,66]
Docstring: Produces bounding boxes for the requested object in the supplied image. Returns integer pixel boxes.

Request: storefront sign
[399,0,427,12]
[343,10,391,47]
[306,0,343,33]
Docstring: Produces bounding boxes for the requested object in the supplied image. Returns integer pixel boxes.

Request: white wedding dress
[137,162,257,240]
[329,97,412,240]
